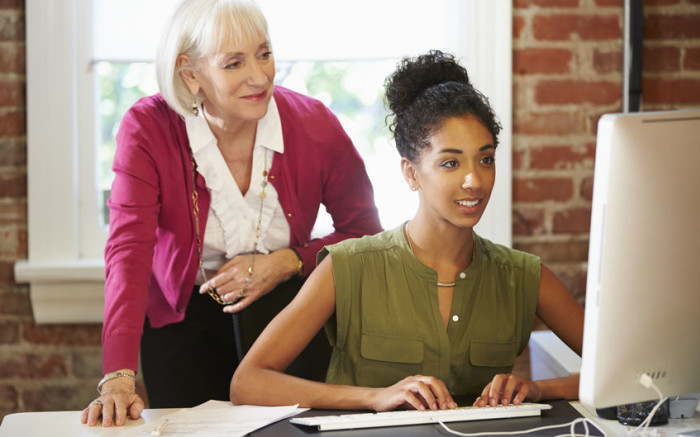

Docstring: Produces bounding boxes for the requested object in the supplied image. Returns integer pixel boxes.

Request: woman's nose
[461,170,482,190]
[246,61,269,86]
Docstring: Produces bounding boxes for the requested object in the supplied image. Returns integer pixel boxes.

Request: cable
[623,373,669,437]
[436,417,608,437]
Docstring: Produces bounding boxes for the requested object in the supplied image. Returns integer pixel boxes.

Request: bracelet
[290,248,304,278]
[97,371,136,393]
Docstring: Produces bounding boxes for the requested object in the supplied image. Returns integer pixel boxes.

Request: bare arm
[230,256,456,411]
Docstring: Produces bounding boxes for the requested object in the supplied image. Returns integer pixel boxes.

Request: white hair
[156,0,270,117]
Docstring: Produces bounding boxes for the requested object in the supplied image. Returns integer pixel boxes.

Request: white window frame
[15,0,512,323]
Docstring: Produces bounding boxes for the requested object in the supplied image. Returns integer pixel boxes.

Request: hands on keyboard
[289,402,553,431]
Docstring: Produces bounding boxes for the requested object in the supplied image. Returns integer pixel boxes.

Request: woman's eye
[481,156,495,165]
[225,61,242,69]
[259,51,273,60]
[440,160,458,169]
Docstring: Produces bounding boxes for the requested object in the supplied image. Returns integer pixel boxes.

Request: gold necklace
[404,223,457,288]
[191,151,269,305]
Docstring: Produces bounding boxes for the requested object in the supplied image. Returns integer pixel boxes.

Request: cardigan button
[459,272,466,279]
[452,315,459,322]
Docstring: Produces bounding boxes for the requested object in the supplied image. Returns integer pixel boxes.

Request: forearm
[231,367,376,410]
[531,375,580,401]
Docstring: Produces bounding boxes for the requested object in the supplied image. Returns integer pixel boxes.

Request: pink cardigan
[103,86,382,373]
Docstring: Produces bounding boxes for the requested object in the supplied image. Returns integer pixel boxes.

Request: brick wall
[1,0,700,425]
[512,0,700,314]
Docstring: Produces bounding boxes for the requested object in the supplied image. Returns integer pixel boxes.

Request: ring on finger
[240,286,248,297]
[92,400,103,408]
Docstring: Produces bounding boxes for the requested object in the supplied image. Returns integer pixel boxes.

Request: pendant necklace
[404,223,457,288]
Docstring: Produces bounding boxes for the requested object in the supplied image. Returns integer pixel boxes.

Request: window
[16,0,512,323]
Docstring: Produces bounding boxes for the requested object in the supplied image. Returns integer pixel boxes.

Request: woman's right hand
[80,378,144,427]
[369,375,458,412]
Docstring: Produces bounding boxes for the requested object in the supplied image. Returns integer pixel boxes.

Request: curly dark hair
[384,50,501,162]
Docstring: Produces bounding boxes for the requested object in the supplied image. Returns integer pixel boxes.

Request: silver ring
[92,400,103,408]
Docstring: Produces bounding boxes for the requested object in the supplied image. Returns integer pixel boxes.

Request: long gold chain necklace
[404,222,457,288]
[191,151,268,305]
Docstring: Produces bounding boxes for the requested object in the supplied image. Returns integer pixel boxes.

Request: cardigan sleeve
[102,99,163,373]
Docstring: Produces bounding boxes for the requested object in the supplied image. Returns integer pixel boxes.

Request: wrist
[97,369,136,393]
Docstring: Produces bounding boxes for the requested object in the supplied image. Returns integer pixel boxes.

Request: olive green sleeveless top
[319,224,541,398]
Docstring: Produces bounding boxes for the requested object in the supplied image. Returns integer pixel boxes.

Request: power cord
[436,417,608,437]
[623,373,669,437]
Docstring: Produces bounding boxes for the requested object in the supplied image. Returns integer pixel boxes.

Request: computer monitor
[579,109,700,408]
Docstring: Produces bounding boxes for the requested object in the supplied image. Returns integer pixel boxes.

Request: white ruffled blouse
[185,97,291,281]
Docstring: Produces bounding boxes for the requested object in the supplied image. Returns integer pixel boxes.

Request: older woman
[81,0,381,427]
[229,50,583,411]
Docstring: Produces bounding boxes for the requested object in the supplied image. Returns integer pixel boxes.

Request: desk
[1,401,699,437]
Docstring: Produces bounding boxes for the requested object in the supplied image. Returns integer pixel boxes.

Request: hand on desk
[473,373,542,408]
[369,375,458,412]
[80,377,145,427]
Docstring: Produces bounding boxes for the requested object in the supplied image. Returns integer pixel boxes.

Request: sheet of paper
[120,401,306,437]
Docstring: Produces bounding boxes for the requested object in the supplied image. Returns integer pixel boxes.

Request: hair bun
[384,50,470,117]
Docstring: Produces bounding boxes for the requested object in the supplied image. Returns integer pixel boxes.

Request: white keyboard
[290,403,552,431]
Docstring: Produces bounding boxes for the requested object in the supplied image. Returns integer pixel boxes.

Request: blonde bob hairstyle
[156,0,271,118]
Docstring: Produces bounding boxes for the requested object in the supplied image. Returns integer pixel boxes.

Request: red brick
[514,0,580,7]
[0,289,32,317]
[684,48,700,71]
[513,177,574,202]
[0,384,19,415]
[0,320,18,344]
[594,0,623,5]
[514,48,572,75]
[536,80,621,105]
[593,49,623,74]
[0,14,23,42]
[22,384,92,412]
[0,111,25,136]
[643,78,700,105]
[0,353,68,378]
[643,46,681,72]
[0,169,26,197]
[533,14,621,41]
[581,175,594,201]
[0,137,26,166]
[0,43,25,74]
[512,240,590,262]
[530,143,595,170]
[553,207,592,233]
[513,149,525,170]
[0,227,26,259]
[512,208,546,236]
[0,80,24,107]
[513,110,586,135]
[0,201,26,226]
[645,15,700,39]
[23,323,102,346]
[0,0,24,8]
[514,16,525,40]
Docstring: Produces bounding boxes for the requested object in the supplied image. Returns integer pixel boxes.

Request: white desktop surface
[0,408,177,437]
[2,403,700,436]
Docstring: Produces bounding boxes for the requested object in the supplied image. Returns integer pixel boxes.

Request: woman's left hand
[199,249,299,312]
[473,374,541,407]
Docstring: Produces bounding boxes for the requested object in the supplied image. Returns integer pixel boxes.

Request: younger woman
[230,50,584,411]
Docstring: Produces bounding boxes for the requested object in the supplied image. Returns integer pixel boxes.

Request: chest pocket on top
[358,332,424,387]
[469,340,517,367]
